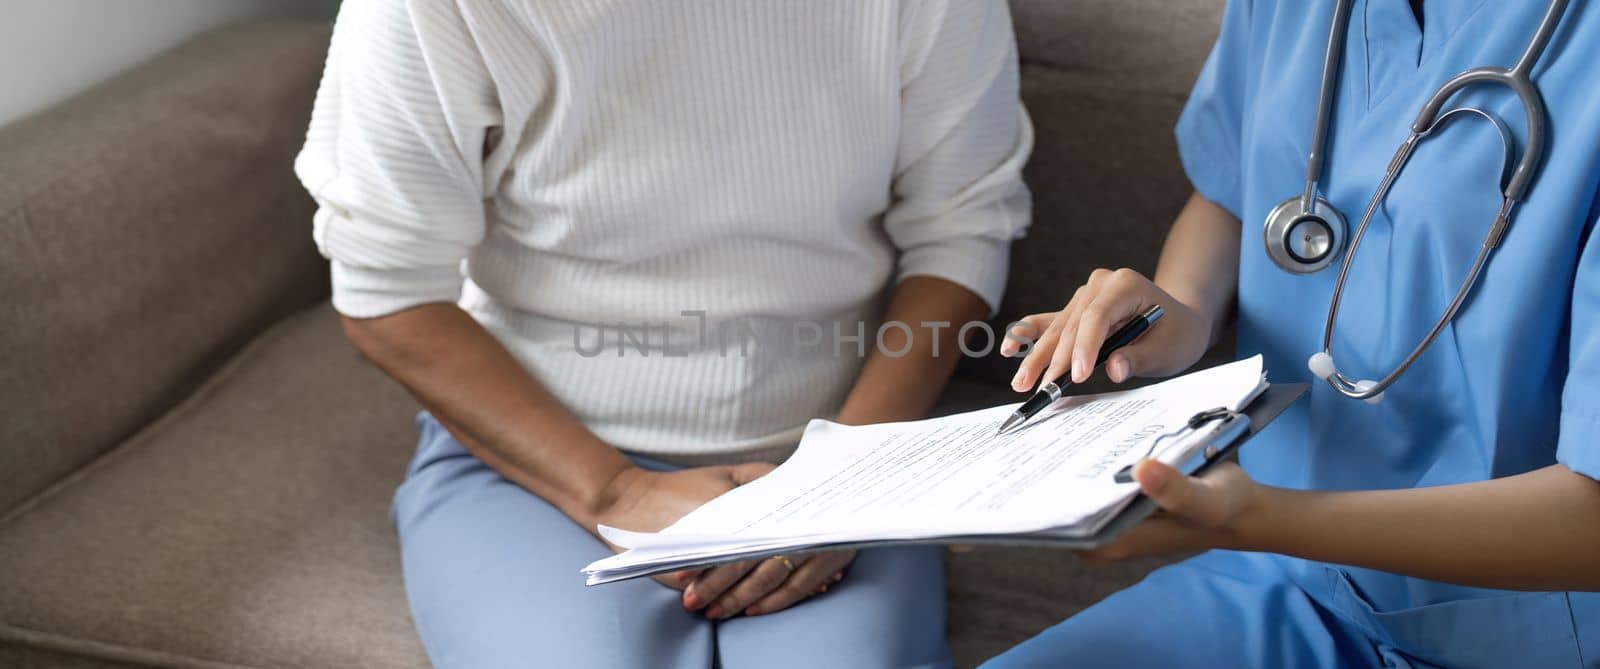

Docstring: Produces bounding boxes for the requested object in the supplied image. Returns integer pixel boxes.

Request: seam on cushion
[0,623,257,669]
[13,200,36,268]
[0,302,326,529]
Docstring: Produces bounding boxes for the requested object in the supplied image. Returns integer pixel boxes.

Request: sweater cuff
[896,233,1012,316]
[330,260,465,318]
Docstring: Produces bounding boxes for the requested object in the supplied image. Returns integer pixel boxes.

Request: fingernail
[676,571,691,583]
[706,606,722,620]
[683,593,700,609]
[1011,369,1025,390]
[819,584,829,593]
[833,571,844,582]
[1111,358,1129,382]
[745,606,760,616]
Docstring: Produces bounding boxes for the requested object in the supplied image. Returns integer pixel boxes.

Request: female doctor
[986,0,1600,666]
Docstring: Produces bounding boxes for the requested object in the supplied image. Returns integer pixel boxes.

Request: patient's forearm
[341,304,633,529]
[834,276,988,425]
[1242,464,1600,591]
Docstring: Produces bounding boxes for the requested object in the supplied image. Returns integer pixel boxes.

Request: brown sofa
[0,3,1223,667]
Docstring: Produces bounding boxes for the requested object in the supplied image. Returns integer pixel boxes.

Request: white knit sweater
[296,0,1033,463]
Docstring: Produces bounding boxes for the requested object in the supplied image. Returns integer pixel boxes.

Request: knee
[416,605,709,669]
[742,548,950,667]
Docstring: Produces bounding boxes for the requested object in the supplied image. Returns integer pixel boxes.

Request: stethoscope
[1263,0,1570,403]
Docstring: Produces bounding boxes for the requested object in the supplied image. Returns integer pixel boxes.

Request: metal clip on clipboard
[933,383,1306,550]
[1031,381,1307,550]
[1112,407,1251,484]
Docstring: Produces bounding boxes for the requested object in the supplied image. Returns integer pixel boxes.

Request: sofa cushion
[1009,0,1224,98]
[0,21,332,514]
[0,305,427,668]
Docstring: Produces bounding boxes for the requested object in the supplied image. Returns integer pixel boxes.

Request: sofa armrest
[0,21,333,515]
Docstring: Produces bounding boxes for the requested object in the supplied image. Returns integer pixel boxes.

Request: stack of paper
[583,356,1267,585]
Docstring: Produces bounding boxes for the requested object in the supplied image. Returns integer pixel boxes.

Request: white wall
[0,0,340,127]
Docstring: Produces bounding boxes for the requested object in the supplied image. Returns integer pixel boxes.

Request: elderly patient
[295,1,1031,667]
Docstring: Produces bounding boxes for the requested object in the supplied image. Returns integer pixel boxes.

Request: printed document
[583,356,1266,585]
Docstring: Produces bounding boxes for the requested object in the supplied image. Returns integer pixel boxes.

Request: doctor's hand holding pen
[1003,192,1238,391]
[1002,267,1213,390]
[997,192,1264,563]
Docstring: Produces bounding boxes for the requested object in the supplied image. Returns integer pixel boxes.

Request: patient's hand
[594,464,855,617]
[681,548,854,620]
[594,464,775,589]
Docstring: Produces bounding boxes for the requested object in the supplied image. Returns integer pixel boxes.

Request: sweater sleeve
[888,0,1034,315]
[295,0,501,318]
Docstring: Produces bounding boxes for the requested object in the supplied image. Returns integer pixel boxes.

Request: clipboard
[974,381,1309,549]
[586,382,1309,582]
[837,381,1308,552]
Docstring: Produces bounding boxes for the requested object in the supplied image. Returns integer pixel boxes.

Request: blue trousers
[393,413,952,669]
[983,550,1592,668]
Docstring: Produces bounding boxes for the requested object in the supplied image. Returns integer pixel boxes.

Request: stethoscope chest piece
[1264,195,1347,274]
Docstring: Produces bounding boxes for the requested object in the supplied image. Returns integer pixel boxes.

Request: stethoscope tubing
[1294,0,1569,401]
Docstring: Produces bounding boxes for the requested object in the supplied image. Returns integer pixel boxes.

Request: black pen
[997,304,1165,435]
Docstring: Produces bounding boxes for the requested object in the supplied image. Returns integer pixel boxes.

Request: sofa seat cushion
[0,304,428,668]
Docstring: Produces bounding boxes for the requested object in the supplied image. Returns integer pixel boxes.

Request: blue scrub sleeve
[1559,196,1600,480]
[1174,0,1254,219]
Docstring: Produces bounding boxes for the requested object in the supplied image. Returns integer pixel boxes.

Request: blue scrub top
[1177,0,1600,631]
